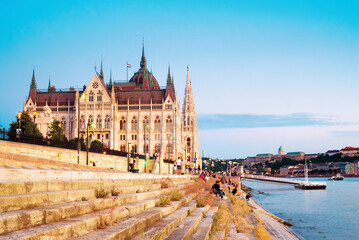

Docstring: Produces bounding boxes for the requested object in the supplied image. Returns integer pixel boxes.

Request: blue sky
[1,0,359,158]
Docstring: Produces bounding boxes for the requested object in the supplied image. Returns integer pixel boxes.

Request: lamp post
[77,93,85,164]
[58,123,62,143]
[86,122,95,166]
[144,124,149,173]
[32,110,37,144]
[127,142,133,172]
[17,111,22,142]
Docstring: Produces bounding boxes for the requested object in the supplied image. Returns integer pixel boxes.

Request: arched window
[143,144,149,154]
[143,116,149,130]
[131,144,137,153]
[61,117,66,131]
[89,91,94,102]
[97,91,102,102]
[155,144,161,153]
[105,115,111,128]
[88,115,93,125]
[96,115,102,128]
[131,116,138,131]
[154,116,161,131]
[186,137,191,153]
[166,116,172,131]
[166,143,173,159]
[120,144,125,152]
[80,115,85,129]
[187,117,190,126]
[120,116,126,130]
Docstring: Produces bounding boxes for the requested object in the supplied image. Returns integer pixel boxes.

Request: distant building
[304,154,319,160]
[326,150,340,156]
[340,147,359,157]
[278,146,285,155]
[279,167,289,176]
[256,153,273,163]
[285,152,305,161]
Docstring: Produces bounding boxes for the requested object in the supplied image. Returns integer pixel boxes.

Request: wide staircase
[0,165,217,240]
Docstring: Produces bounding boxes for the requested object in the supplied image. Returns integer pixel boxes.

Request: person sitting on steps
[211,180,227,199]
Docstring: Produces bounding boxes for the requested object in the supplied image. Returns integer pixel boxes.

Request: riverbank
[240,191,301,240]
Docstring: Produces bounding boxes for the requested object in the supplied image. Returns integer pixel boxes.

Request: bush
[155,195,171,207]
[90,140,104,153]
[96,187,110,198]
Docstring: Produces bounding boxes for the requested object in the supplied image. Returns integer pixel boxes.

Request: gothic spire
[149,68,153,87]
[140,41,146,69]
[30,68,37,89]
[100,58,104,79]
[185,65,192,94]
[48,77,51,91]
[166,65,171,85]
[109,68,113,87]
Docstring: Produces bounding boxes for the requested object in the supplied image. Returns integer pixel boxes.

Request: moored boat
[329,173,344,181]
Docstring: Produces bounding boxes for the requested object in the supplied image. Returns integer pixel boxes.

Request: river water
[243,177,359,240]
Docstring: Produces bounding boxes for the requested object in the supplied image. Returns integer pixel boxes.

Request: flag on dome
[126,63,131,68]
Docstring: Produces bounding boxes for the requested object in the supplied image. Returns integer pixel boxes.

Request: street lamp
[127,142,134,171]
[86,122,95,166]
[17,111,22,142]
[77,93,85,164]
[32,110,37,144]
[58,123,62,143]
[144,124,149,173]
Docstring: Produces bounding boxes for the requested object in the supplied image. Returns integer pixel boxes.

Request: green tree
[90,140,103,153]
[48,119,67,144]
[8,111,43,142]
[69,137,85,150]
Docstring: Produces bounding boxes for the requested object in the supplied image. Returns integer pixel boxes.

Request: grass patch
[96,187,110,198]
[254,223,272,240]
[210,201,232,237]
[111,187,122,196]
[230,195,253,234]
[170,191,184,201]
[155,195,171,207]
[196,192,216,208]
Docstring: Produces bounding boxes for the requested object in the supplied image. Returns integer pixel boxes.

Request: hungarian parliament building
[23,46,200,166]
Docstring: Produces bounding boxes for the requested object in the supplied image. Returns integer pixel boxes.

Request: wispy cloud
[329,130,359,137]
[197,113,343,130]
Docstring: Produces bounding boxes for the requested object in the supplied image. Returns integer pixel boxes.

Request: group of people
[206,175,251,201]
[174,158,201,175]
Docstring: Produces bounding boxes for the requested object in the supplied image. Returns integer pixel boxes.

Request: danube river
[243,177,359,240]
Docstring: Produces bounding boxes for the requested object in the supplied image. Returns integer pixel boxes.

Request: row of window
[88,91,102,102]
[119,143,173,154]
[80,115,111,129]
[120,115,173,131]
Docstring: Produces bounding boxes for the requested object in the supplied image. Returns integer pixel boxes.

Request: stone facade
[23,46,201,170]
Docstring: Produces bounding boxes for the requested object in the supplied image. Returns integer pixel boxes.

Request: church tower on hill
[23,46,201,172]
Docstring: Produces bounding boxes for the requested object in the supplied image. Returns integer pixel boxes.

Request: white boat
[294,159,326,190]
[329,173,344,181]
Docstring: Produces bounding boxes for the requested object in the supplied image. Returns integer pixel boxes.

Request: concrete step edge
[72,193,197,240]
[165,205,210,240]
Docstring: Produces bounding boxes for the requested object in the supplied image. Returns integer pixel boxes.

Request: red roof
[340,147,359,151]
[36,91,76,106]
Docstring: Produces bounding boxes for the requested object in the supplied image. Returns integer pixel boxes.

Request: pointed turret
[165,65,175,100]
[30,68,37,89]
[48,77,51,91]
[109,69,113,87]
[28,68,37,102]
[100,58,104,79]
[166,65,171,85]
[143,61,149,89]
[149,68,153,87]
[185,66,192,94]
[140,42,146,69]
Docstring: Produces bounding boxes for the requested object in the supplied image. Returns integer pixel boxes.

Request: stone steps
[0,185,177,235]
[190,207,218,240]
[0,179,164,196]
[74,194,196,240]
[0,184,189,240]
[164,206,210,240]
